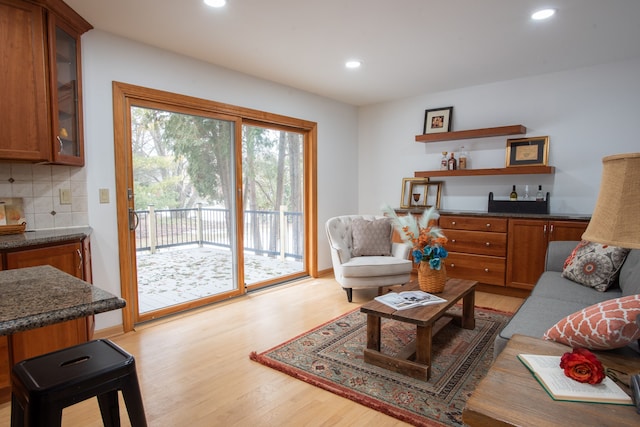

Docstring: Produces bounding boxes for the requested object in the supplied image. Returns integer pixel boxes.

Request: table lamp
[581,152,640,249]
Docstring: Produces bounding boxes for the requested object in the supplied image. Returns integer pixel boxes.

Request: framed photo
[506,136,549,167]
[400,178,429,209]
[423,106,453,134]
[408,181,443,209]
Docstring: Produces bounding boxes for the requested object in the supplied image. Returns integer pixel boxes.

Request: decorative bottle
[447,152,457,170]
[536,185,544,202]
[458,146,468,169]
[523,185,530,200]
[440,152,448,170]
[510,185,518,201]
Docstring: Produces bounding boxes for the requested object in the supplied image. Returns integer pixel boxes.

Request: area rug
[250,306,511,426]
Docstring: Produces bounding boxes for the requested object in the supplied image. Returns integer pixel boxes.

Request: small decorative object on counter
[0,198,27,235]
[523,185,530,200]
[447,152,457,170]
[440,152,448,170]
[536,185,544,201]
[458,146,468,169]
[488,192,550,214]
[510,185,518,201]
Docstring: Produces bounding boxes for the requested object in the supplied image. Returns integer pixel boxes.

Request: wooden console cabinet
[506,219,588,290]
[0,0,91,165]
[422,213,589,295]
[439,215,508,286]
[0,237,93,401]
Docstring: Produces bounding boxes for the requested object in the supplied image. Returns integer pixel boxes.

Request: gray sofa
[494,241,640,358]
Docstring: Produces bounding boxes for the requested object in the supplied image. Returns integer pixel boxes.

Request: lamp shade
[582,152,640,249]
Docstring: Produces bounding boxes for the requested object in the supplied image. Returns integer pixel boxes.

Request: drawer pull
[450,263,455,268]
[484,268,490,272]
[451,221,456,225]
[451,239,456,243]
[486,223,491,228]
[485,242,490,246]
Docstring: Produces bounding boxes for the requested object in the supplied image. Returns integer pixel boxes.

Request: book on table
[374,291,446,311]
[517,354,633,405]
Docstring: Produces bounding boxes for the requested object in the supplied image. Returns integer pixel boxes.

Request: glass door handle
[129,209,139,231]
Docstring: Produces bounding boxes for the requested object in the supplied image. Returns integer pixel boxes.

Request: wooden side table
[463,334,640,426]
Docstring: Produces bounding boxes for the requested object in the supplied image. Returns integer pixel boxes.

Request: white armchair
[325,215,413,302]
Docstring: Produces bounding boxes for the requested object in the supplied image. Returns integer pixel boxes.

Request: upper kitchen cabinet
[0,0,92,165]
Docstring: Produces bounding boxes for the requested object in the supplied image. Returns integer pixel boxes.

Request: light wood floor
[0,276,523,426]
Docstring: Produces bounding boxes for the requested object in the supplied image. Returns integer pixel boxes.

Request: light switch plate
[59,188,72,205]
[99,188,110,204]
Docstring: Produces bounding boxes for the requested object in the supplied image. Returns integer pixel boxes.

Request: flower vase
[418,262,447,293]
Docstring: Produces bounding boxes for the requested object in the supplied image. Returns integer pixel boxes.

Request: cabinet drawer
[440,215,507,232]
[445,252,505,286]
[444,229,507,256]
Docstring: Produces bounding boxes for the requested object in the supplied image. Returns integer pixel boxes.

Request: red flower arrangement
[559,348,605,384]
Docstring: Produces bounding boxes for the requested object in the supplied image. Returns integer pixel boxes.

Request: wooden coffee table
[463,334,640,426]
[360,278,477,380]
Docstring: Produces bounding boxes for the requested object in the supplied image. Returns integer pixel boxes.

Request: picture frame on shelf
[423,106,453,134]
[400,178,428,208]
[408,181,443,209]
[506,136,549,167]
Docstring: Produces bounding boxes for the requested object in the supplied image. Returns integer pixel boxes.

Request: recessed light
[531,9,555,20]
[345,60,362,69]
[204,0,227,8]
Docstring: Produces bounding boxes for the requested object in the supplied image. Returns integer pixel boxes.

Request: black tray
[488,192,550,214]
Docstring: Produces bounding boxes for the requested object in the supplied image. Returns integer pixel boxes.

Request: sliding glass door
[242,123,305,290]
[113,82,317,329]
[130,105,241,320]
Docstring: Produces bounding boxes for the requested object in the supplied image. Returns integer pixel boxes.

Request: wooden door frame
[112,82,318,332]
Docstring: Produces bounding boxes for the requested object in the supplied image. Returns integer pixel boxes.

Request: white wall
[358,58,640,216]
[81,31,358,330]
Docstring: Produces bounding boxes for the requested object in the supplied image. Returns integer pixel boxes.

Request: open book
[518,354,633,405]
[374,291,446,311]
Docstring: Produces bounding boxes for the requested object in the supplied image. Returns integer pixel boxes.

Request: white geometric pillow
[562,240,630,292]
[351,218,392,257]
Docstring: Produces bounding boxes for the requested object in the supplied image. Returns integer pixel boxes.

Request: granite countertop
[0,265,125,335]
[395,208,591,221]
[0,226,92,250]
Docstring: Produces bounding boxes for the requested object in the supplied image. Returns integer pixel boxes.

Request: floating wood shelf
[415,125,526,143]
[414,166,555,178]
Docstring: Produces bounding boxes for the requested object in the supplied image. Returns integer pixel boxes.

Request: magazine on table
[518,354,633,405]
[374,290,446,311]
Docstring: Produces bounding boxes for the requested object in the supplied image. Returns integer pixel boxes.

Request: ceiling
[64,0,640,106]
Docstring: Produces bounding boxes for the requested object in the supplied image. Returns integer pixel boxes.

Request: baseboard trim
[476,283,531,298]
[93,325,125,339]
[317,267,333,277]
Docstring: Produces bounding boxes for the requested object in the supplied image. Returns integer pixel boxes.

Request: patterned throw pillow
[543,295,640,350]
[562,240,630,291]
[351,218,392,257]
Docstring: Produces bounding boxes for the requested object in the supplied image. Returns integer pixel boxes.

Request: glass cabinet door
[49,19,84,165]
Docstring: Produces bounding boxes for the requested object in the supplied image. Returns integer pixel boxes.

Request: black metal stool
[10,339,147,427]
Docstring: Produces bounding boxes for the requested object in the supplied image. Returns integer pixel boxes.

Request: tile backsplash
[0,163,88,230]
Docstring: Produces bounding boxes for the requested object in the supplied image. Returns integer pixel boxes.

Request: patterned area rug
[250,306,511,426]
